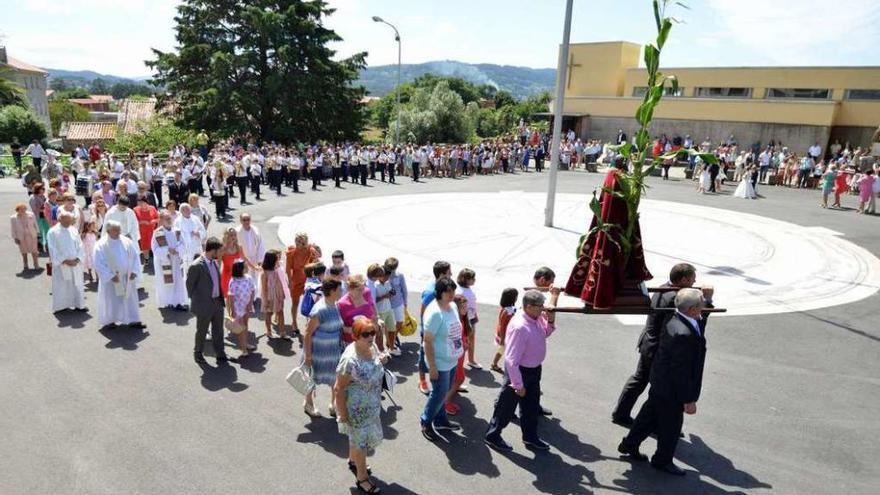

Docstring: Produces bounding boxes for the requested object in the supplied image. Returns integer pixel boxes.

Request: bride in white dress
[734,165,758,199]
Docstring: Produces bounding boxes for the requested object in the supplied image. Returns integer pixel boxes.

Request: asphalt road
[1,169,877,495]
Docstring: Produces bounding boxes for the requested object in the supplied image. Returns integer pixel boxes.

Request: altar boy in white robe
[151,211,188,310]
[103,196,140,244]
[47,211,87,313]
[174,203,206,268]
[94,221,145,329]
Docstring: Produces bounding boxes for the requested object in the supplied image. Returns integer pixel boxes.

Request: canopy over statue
[565,168,653,310]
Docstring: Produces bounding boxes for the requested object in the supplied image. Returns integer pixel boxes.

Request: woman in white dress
[733,165,758,199]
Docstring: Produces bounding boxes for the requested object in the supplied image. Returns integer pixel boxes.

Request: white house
[0,46,53,138]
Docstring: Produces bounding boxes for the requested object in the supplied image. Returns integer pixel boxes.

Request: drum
[75,177,92,196]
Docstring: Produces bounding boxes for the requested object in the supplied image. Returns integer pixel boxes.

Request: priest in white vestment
[103,196,140,244]
[151,211,188,309]
[94,221,145,329]
[47,211,87,313]
[174,204,207,269]
[236,212,265,296]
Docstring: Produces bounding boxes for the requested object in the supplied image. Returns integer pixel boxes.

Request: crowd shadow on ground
[99,324,150,350]
[55,308,92,329]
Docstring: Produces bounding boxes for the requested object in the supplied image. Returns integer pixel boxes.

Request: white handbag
[286,364,315,396]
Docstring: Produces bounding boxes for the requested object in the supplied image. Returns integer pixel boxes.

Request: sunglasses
[359,331,376,338]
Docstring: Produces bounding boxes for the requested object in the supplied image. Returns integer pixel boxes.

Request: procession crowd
[9,133,719,490]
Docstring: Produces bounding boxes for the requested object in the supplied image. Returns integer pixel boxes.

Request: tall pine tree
[148,0,366,143]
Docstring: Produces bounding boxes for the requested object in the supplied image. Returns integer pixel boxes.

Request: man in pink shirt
[484,288,560,452]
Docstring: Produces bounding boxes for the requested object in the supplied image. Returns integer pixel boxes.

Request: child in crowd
[456,268,480,369]
[331,250,350,279]
[445,294,472,415]
[490,288,519,373]
[226,260,256,357]
[81,220,98,282]
[327,265,348,296]
[260,249,289,340]
[300,262,326,317]
[384,257,408,356]
[374,264,398,356]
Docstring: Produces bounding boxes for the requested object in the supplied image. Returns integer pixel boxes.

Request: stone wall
[828,126,878,152]
[581,116,834,156]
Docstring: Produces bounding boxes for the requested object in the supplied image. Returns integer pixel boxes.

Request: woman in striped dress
[303,278,344,418]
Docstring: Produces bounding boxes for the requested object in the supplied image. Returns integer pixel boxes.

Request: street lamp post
[372,16,402,147]
[544,0,574,227]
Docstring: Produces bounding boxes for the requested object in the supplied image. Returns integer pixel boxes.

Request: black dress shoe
[74,307,89,313]
[540,406,553,416]
[216,355,238,364]
[484,435,513,452]
[194,353,207,364]
[523,438,551,451]
[617,442,648,461]
[612,415,634,428]
[651,462,686,476]
[128,322,146,329]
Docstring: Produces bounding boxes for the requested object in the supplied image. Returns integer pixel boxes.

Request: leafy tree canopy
[0,105,48,143]
[48,100,90,135]
[148,0,367,143]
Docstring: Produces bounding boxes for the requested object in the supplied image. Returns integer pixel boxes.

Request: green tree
[48,100,90,135]
[53,88,91,100]
[49,78,70,92]
[0,71,27,107]
[110,81,155,100]
[493,90,516,109]
[396,80,472,143]
[89,78,110,94]
[0,105,48,143]
[148,0,366,143]
[108,117,197,154]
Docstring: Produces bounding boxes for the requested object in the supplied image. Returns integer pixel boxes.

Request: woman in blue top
[419,277,464,442]
[383,257,408,357]
[303,278,344,418]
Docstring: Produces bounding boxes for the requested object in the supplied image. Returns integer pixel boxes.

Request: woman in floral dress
[335,318,387,494]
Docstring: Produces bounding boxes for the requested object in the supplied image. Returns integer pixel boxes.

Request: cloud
[704,0,880,65]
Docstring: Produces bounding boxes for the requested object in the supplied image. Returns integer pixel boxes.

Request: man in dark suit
[186,237,235,365]
[616,129,628,145]
[612,263,712,426]
[617,288,709,475]
[168,172,189,207]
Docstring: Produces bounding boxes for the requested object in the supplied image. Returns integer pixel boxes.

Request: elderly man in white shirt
[47,211,87,313]
[236,212,265,293]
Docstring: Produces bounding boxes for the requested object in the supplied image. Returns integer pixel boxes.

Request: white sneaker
[390,348,402,357]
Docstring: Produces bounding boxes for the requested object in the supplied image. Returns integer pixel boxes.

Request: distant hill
[358,61,555,100]
[45,68,151,83]
[45,60,556,100]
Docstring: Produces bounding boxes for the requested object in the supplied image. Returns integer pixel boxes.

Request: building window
[694,87,752,98]
[765,88,830,99]
[633,86,684,97]
[844,89,880,100]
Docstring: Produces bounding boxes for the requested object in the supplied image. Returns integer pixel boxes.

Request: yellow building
[557,41,880,155]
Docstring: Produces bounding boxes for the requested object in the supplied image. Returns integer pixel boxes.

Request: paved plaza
[2,170,878,495]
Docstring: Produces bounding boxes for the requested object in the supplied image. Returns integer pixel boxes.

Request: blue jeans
[419,366,456,427]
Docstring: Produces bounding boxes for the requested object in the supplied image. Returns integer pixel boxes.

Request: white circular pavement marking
[271,192,880,320]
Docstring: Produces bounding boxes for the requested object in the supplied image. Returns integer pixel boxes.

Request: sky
[2,0,879,78]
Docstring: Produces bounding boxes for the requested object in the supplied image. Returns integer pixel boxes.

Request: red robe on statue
[565,169,652,309]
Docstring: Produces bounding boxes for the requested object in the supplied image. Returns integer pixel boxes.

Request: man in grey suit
[186,237,234,364]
